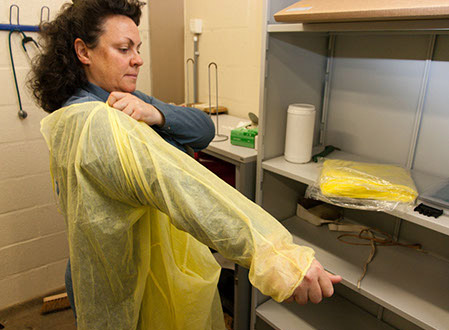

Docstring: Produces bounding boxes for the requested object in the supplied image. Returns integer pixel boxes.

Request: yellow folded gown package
[306,159,418,211]
[40,102,314,330]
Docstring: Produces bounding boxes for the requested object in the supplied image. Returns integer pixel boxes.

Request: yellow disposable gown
[319,159,418,203]
[40,102,314,330]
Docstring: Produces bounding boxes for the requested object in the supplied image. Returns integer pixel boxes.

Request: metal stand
[193,35,200,103]
[208,62,228,142]
[185,58,195,105]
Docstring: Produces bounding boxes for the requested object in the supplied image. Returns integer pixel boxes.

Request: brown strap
[338,228,421,287]
[296,203,422,288]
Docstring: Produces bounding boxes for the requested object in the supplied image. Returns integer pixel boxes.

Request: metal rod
[208,62,227,142]
[193,35,199,103]
[319,33,336,146]
[407,34,436,169]
[186,58,194,105]
[0,24,39,32]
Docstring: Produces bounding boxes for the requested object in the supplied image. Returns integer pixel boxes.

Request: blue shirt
[64,83,215,153]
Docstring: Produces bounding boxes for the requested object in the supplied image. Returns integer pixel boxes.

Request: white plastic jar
[284,103,316,163]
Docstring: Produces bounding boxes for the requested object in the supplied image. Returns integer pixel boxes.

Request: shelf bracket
[377,305,385,320]
[406,34,436,170]
[393,218,402,242]
[319,33,336,146]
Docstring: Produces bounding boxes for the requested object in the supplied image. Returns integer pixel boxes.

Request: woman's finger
[107,91,127,106]
[294,286,308,305]
[130,109,141,120]
[122,104,134,116]
[319,274,334,298]
[325,271,342,284]
[111,95,135,111]
[308,279,323,304]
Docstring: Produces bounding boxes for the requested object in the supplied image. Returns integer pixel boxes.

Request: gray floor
[0,292,234,330]
[0,295,76,330]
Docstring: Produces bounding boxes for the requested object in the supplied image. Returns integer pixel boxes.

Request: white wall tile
[0,172,55,214]
[0,139,50,180]
[0,231,69,279]
[0,104,48,144]
[0,259,67,310]
[0,204,65,247]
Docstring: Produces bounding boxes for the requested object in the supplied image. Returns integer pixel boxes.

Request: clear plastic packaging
[305,159,418,211]
[419,178,449,210]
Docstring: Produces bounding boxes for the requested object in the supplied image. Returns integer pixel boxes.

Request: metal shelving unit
[252,1,449,329]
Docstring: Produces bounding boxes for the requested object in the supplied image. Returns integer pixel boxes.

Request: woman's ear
[74,38,90,65]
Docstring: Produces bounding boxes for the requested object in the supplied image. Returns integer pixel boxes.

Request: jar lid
[288,103,315,114]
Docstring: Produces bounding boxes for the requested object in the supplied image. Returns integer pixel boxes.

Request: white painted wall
[1,0,261,309]
[184,0,263,119]
[0,0,151,309]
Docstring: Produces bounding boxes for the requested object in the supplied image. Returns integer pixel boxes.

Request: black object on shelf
[414,203,443,218]
[419,179,449,210]
[312,145,340,162]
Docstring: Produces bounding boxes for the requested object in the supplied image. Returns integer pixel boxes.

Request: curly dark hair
[28,0,145,113]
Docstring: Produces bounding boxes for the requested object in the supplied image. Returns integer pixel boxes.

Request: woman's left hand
[107,92,165,126]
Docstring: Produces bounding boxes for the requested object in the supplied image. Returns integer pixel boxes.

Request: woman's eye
[119,48,128,53]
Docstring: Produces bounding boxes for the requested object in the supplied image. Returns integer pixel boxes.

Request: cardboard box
[274,0,449,23]
[230,127,258,149]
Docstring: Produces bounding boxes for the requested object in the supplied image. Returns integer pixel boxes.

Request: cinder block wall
[0,0,151,310]
[184,0,263,119]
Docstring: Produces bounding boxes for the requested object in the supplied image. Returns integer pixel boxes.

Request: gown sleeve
[80,103,315,302]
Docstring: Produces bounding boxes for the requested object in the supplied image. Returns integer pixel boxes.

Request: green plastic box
[230,127,258,148]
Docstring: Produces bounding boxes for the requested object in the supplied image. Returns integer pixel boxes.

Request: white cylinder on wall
[284,103,316,164]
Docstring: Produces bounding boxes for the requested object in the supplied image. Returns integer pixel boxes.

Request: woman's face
[84,15,143,93]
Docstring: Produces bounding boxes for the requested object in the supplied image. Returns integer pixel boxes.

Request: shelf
[262,152,449,236]
[267,20,449,33]
[256,294,394,330]
[282,216,449,330]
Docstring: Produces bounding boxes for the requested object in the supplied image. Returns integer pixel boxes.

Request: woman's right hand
[285,259,342,305]
[107,91,165,127]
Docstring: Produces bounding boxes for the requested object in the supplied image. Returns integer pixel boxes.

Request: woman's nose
[131,52,144,67]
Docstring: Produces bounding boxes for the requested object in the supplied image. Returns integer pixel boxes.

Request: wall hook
[1,4,39,32]
[40,6,50,24]
[9,4,20,25]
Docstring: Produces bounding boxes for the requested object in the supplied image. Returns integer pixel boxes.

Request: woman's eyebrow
[125,37,142,47]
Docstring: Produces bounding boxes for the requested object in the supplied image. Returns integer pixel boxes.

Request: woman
[30,0,341,329]
[30,0,215,321]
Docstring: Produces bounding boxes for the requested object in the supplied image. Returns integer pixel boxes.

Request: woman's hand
[107,92,165,126]
[285,259,342,305]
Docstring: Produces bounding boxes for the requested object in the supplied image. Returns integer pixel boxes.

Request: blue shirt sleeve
[133,91,215,152]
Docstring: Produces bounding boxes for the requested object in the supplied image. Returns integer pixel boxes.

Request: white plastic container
[284,103,316,163]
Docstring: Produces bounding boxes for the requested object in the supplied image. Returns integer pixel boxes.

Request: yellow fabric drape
[40,102,314,330]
